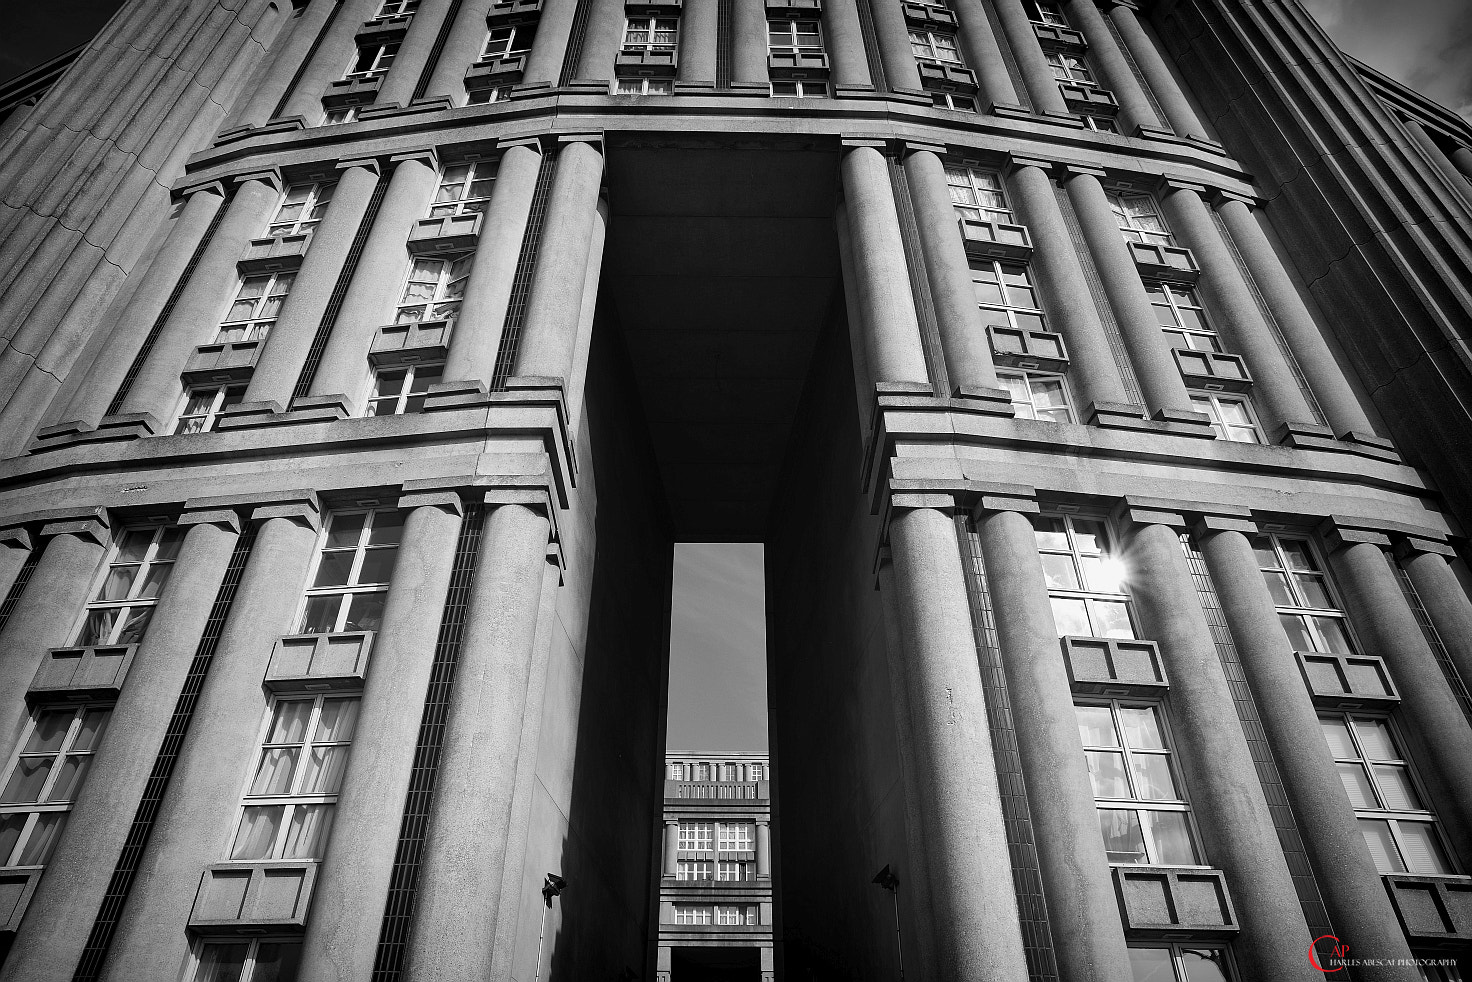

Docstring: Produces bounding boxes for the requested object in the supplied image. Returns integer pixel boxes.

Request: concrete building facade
[0,0,1471,980]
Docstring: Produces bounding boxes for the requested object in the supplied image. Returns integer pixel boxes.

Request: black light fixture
[542,872,567,908]
[872,864,904,980]
[872,864,899,893]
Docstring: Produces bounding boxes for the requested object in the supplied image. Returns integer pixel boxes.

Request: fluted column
[1,509,242,982]
[1329,533,1472,847]
[1213,196,1377,438]
[1399,541,1472,695]
[423,0,498,103]
[1200,519,1420,982]
[952,0,1019,107]
[664,819,680,875]
[402,501,551,982]
[298,494,465,982]
[244,160,382,410]
[376,0,458,105]
[0,515,110,752]
[1005,160,1131,414]
[991,0,1068,114]
[0,528,30,601]
[1061,0,1157,133]
[1160,183,1318,436]
[100,499,321,982]
[1123,517,1319,982]
[1105,0,1208,140]
[234,0,342,128]
[869,0,923,92]
[886,506,1028,981]
[308,151,440,412]
[279,0,383,122]
[975,504,1133,982]
[755,820,772,877]
[522,0,578,86]
[733,0,769,87]
[678,0,719,85]
[1066,168,1201,423]
[512,140,604,384]
[902,148,1001,392]
[574,0,627,84]
[823,0,871,92]
[839,146,930,388]
[117,174,283,427]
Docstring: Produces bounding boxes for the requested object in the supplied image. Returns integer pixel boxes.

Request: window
[678,822,713,851]
[1046,50,1095,84]
[1320,714,1453,875]
[1108,191,1173,247]
[721,763,737,781]
[717,860,754,881]
[770,80,827,97]
[267,183,335,237]
[674,905,713,925]
[946,166,1013,223]
[374,0,419,16]
[1028,0,1068,26]
[623,15,678,50]
[676,860,712,880]
[931,91,979,112]
[481,25,535,61]
[716,905,758,925]
[615,77,673,95]
[1190,393,1263,444]
[695,763,711,781]
[367,362,444,417]
[1128,944,1232,982]
[718,823,754,851]
[298,510,402,634]
[72,525,184,646]
[188,939,302,982]
[323,106,359,125]
[668,762,686,780]
[1148,283,1215,351]
[230,695,359,861]
[467,84,515,104]
[346,40,398,78]
[909,29,962,64]
[1253,534,1355,654]
[0,705,111,867]
[396,255,472,323]
[1082,114,1119,133]
[999,370,1073,423]
[749,763,763,780]
[1077,701,1201,866]
[174,383,246,435]
[768,19,822,52]
[217,272,294,344]
[971,260,1045,332]
[429,161,497,218]
[1034,515,1134,638]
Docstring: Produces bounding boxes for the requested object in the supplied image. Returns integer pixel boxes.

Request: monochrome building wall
[0,0,1470,980]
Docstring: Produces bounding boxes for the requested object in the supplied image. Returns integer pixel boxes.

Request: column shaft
[245,162,381,409]
[755,821,772,876]
[1452,145,1472,182]
[977,509,1133,982]
[100,512,319,982]
[1061,0,1156,132]
[1066,170,1196,419]
[839,147,930,387]
[732,0,769,87]
[1214,198,1375,437]
[664,820,680,875]
[574,0,627,83]
[822,0,870,91]
[423,0,497,103]
[952,0,1019,107]
[234,0,340,127]
[1405,118,1472,203]
[376,0,457,106]
[887,507,1028,981]
[1106,3,1207,140]
[1402,549,1472,696]
[991,0,1068,113]
[869,0,923,92]
[512,141,604,384]
[903,150,1000,391]
[279,0,383,122]
[402,503,550,982]
[1201,527,1419,982]
[678,0,719,84]
[564,199,608,429]
[298,499,465,982]
[2,517,240,982]
[1161,185,1317,434]
[1126,522,1319,982]
[308,155,440,410]
[521,0,578,85]
[118,177,282,426]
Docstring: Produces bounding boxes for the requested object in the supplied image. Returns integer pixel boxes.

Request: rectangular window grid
[1028,1,1068,26]
[0,705,111,867]
[1149,283,1216,351]
[174,383,246,435]
[674,905,713,925]
[396,255,472,323]
[718,823,754,851]
[1127,944,1233,982]
[947,166,1012,223]
[347,41,399,77]
[999,370,1073,423]
[1046,50,1094,83]
[481,25,535,61]
[1191,393,1263,444]
[467,84,514,104]
[71,526,183,646]
[1108,191,1173,246]
[268,183,335,237]
[429,161,497,218]
[717,860,754,881]
[616,77,673,95]
[678,822,713,851]
[367,362,445,417]
[1034,515,1135,639]
[770,80,827,97]
[972,260,1046,333]
[189,938,302,982]
[375,0,420,16]
[299,510,403,634]
[323,106,360,125]
[909,29,961,64]
[623,16,678,49]
[767,19,822,52]
[715,905,757,925]
[219,272,295,344]
[676,860,711,880]
[1254,534,1355,654]
[931,91,978,111]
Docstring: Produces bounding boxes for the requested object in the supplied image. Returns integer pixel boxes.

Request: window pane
[1085,751,1130,797]
[113,607,153,645]
[1126,947,1174,982]
[1033,516,1069,550]
[1050,597,1090,637]
[1,759,52,804]
[1281,540,1317,571]
[1181,948,1231,982]
[136,563,172,600]
[251,942,304,982]
[1279,614,1314,652]
[1373,765,1421,811]
[24,712,72,754]
[1075,705,1118,747]
[0,814,25,864]
[195,942,251,982]
[231,806,283,860]
[1251,537,1279,568]
[1310,615,1353,654]
[299,596,341,634]
[1336,763,1377,808]
[282,804,335,859]
[325,514,366,549]
[250,748,301,796]
[45,754,92,802]
[311,552,355,590]
[343,592,386,632]
[1118,707,1165,749]
[1143,810,1197,865]
[269,701,314,744]
[1358,819,1404,873]
[97,567,138,603]
[15,812,66,865]
[300,746,350,795]
[1353,718,1397,761]
[1130,755,1178,800]
[1040,554,1081,591]
[356,549,398,585]
[1261,571,1293,606]
[368,512,404,547]
[1319,717,1356,758]
[1072,520,1106,554]
[315,698,360,743]
[1090,600,1135,639]
[1098,809,1148,864]
[1398,822,1452,875]
[1294,574,1333,609]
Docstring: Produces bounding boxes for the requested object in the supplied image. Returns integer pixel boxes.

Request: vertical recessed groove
[1391,556,1472,728]
[489,148,558,390]
[887,159,949,397]
[271,0,347,120]
[0,550,41,634]
[716,0,734,89]
[559,0,597,86]
[1102,13,1167,130]
[852,0,888,92]
[983,0,1030,112]
[412,0,465,100]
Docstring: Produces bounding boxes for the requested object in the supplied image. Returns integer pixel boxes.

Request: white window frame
[1190,391,1264,445]
[395,253,473,323]
[673,904,713,925]
[481,24,535,61]
[217,271,295,345]
[346,40,399,78]
[173,382,247,435]
[186,936,303,982]
[1148,282,1217,351]
[373,0,419,17]
[468,84,516,104]
[947,166,1013,223]
[1253,533,1356,654]
[998,369,1074,423]
[908,28,962,65]
[1107,190,1174,246]
[767,18,823,53]
[622,15,679,50]
[267,183,335,237]
[676,860,712,880]
[1082,113,1119,133]
[0,704,111,868]
[770,79,828,98]
[718,822,754,852]
[716,860,753,881]
[429,160,498,218]
[715,905,757,925]
[930,91,979,112]
[748,763,764,780]
[366,361,445,417]
[69,525,183,647]
[614,77,674,95]
[1028,0,1069,26]
[1127,944,1235,982]
[297,509,403,634]
[668,762,686,780]
[323,106,360,125]
[970,258,1046,332]
[1046,50,1095,83]
[678,821,713,851]
[1035,514,1136,639]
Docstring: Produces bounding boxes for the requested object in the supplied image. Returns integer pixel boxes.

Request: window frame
[676,859,712,880]
[395,253,473,323]
[673,904,714,925]
[323,106,360,125]
[767,18,823,52]
[216,271,295,345]
[185,936,303,982]
[715,904,758,926]
[930,91,979,112]
[1027,0,1069,26]
[0,703,112,868]
[1046,49,1095,84]
[346,39,399,78]
[481,24,536,61]
[1190,391,1265,445]
[467,84,515,104]
[770,79,828,97]
[69,525,183,647]
[428,160,498,219]
[1035,513,1137,640]
[998,369,1074,423]
[614,77,674,95]
[1253,533,1357,654]
[947,165,1013,223]
[1149,282,1218,352]
[1127,943,1236,982]
[677,821,714,852]
[718,822,754,852]
[374,0,420,16]
[296,509,403,635]
[1082,113,1119,133]
[622,15,679,51]
[267,183,335,237]
[908,28,963,65]
[970,258,1047,332]
[173,382,247,435]
[366,361,445,417]
[1107,190,1174,247]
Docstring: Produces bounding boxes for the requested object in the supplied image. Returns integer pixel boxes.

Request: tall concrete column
[1061,0,1156,133]
[902,148,1001,392]
[1,510,242,982]
[1160,183,1318,437]
[1399,541,1472,695]
[952,0,1019,108]
[1123,517,1319,982]
[563,199,608,429]
[1329,534,1472,848]
[422,0,498,103]
[822,0,872,92]
[1199,519,1420,982]
[1066,168,1200,423]
[991,0,1069,114]
[0,528,32,602]
[678,0,719,85]
[755,820,772,877]
[1213,196,1376,438]
[117,174,283,428]
[0,515,110,752]
[279,0,384,122]
[402,501,551,982]
[664,819,680,876]
[1105,1,1208,140]
[975,504,1134,982]
[886,505,1028,982]
[574,0,628,84]
[1404,118,1472,203]
[1004,160,1131,414]
[732,0,769,87]
[512,139,604,385]
[100,499,321,982]
[244,160,382,410]
[376,0,457,106]
[869,0,923,92]
[521,0,578,86]
[298,494,465,982]
[439,143,541,390]
[308,151,440,412]
[839,146,930,388]
[233,0,341,128]
[1452,145,1472,182]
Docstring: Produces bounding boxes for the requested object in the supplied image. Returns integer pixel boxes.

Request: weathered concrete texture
[279,0,382,122]
[423,0,499,104]
[1402,548,1472,701]
[377,0,458,107]
[992,0,1068,113]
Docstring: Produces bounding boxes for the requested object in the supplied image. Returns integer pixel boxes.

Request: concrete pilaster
[1400,543,1472,698]
[521,0,578,86]
[564,198,608,429]
[1123,519,1320,982]
[1200,522,1420,982]
[976,505,1134,982]
[100,502,320,982]
[886,506,1027,982]
[117,175,282,426]
[0,528,32,602]
[422,0,498,103]
[1106,1,1208,140]
[1,511,242,982]
[822,0,870,91]
[678,0,720,85]
[298,495,465,982]
[234,0,341,128]
[575,0,628,84]
[733,0,769,87]
[376,0,457,106]
[401,502,551,982]
[868,0,923,93]
[512,140,605,385]
[952,0,1019,107]
[308,152,440,412]
[839,146,930,388]
[991,0,1068,114]
[1061,0,1157,132]
[664,819,680,875]
[279,0,383,122]
[756,820,772,877]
